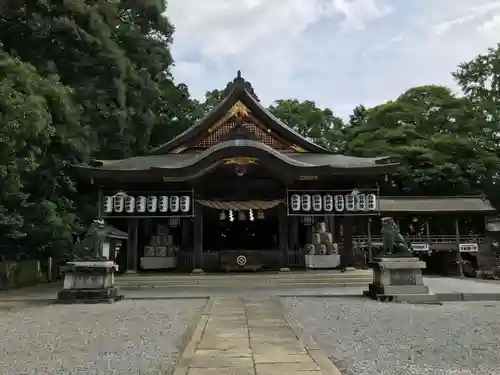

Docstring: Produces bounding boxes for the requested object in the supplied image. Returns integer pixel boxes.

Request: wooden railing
[287,250,305,268]
[352,235,486,244]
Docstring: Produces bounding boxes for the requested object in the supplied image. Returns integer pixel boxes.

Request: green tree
[345,85,499,196]
[454,43,500,133]
[115,0,196,151]
[0,48,89,260]
[269,99,345,152]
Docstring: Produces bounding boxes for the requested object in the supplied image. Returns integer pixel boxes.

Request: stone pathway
[175,297,339,375]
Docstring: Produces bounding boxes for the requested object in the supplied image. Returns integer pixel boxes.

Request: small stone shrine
[57,220,124,304]
[304,221,340,269]
[364,217,440,304]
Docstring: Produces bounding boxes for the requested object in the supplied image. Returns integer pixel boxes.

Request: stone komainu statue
[381,217,412,255]
[72,220,108,260]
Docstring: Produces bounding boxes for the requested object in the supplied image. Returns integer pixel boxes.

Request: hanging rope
[196,200,283,211]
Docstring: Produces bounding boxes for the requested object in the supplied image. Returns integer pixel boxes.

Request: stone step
[115,270,373,288]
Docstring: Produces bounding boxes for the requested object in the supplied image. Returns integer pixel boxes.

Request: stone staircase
[115,269,373,290]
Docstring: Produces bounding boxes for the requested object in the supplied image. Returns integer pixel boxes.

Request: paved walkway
[175,297,339,375]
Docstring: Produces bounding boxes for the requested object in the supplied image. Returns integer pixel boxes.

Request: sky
[167,0,500,118]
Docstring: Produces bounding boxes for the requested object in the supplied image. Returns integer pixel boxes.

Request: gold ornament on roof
[223,157,259,165]
[228,101,250,119]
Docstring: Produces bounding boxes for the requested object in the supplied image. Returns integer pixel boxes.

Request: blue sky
[168,0,500,118]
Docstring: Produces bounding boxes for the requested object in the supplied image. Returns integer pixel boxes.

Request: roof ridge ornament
[224,70,260,101]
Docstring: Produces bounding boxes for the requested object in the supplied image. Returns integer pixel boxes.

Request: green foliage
[1,0,500,266]
[268,99,346,152]
[345,85,499,196]
[0,47,87,259]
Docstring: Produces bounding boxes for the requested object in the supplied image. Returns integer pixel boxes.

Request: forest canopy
[1,1,499,260]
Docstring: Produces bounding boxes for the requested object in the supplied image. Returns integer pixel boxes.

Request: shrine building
[76,72,496,275]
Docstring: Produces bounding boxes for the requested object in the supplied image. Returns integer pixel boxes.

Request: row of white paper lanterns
[103,195,191,214]
[290,194,377,212]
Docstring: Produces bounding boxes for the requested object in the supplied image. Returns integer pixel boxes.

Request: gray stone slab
[255,362,321,372]
[187,368,255,375]
[197,337,250,350]
[253,353,314,364]
[202,330,249,339]
[194,348,252,358]
[190,355,254,368]
[251,342,307,355]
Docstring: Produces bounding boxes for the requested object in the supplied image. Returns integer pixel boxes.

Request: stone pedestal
[57,261,123,304]
[364,257,441,304]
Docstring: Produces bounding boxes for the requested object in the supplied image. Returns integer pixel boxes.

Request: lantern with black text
[103,196,113,213]
[290,194,301,211]
[158,196,169,212]
[147,196,158,212]
[170,196,180,212]
[301,194,311,211]
[356,194,367,211]
[179,195,190,213]
[367,194,377,210]
[323,195,333,212]
[124,196,135,213]
[312,194,322,212]
[136,196,146,212]
[113,195,124,212]
[345,194,355,211]
[334,195,344,212]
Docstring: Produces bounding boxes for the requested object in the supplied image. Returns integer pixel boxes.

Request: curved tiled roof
[84,139,395,172]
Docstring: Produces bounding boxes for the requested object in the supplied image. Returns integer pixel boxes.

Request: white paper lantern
[113,195,124,212]
[290,194,301,211]
[170,196,180,212]
[356,194,367,211]
[323,195,333,212]
[124,196,135,213]
[158,196,169,212]
[301,194,311,211]
[180,195,191,213]
[103,196,113,213]
[345,194,356,211]
[367,194,377,210]
[136,196,146,212]
[334,195,344,212]
[312,194,322,211]
[147,196,158,212]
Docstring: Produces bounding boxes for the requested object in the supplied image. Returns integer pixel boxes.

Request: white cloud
[167,0,500,118]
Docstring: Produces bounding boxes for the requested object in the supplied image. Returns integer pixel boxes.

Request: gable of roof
[151,71,329,155]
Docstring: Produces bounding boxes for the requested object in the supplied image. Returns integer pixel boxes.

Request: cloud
[167,0,500,119]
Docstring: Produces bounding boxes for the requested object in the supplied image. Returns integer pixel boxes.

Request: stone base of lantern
[364,256,441,305]
[57,261,123,304]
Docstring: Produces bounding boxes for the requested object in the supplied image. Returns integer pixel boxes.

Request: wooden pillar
[126,218,139,273]
[425,219,431,242]
[192,202,204,272]
[367,217,373,263]
[278,204,290,271]
[289,216,299,251]
[341,215,354,268]
[455,217,464,277]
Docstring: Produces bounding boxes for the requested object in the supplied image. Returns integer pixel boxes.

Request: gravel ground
[283,298,500,375]
[0,299,206,375]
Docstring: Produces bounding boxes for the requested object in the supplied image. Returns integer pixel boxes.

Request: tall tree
[345,85,499,196]
[0,48,88,260]
[454,43,500,133]
[115,0,196,151]
[269,99,345,152]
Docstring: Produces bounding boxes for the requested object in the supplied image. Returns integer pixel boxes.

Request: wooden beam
[455,217,464,277]
[193,202,204,271]
[126,218,139,273]
[278,204,289,269]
